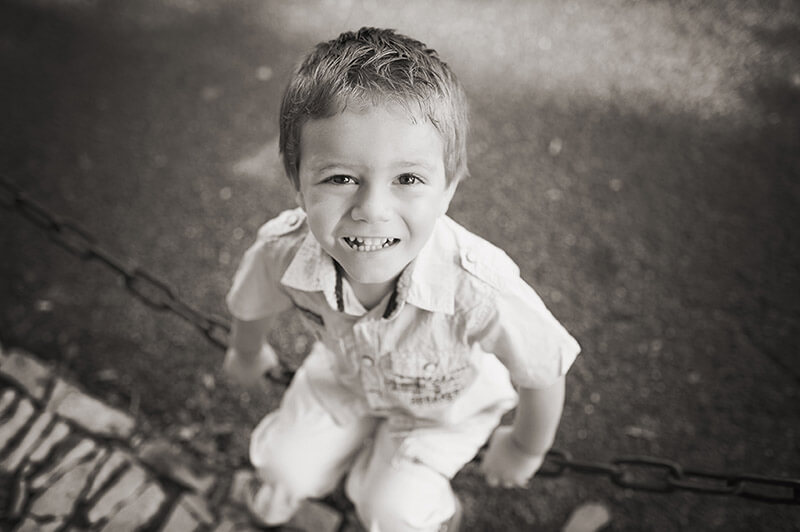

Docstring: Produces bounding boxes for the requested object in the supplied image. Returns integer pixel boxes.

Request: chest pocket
[377,347,475,410]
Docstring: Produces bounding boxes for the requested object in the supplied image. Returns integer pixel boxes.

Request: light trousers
[248,363,515,531]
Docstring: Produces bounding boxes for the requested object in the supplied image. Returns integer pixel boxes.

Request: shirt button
[361,356,374,367]
[423,362,436,374]
[465,250,477,263]
[286,213,299,227]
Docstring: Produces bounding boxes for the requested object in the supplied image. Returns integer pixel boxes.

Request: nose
[350,183,391,223]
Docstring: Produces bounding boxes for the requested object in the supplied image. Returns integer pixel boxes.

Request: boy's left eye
[396,174,422,185]
[324,175,356,185]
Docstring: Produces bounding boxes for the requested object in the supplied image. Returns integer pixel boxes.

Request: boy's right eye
[324,175,356,185]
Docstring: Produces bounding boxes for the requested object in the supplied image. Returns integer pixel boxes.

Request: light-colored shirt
[227,208,580,427]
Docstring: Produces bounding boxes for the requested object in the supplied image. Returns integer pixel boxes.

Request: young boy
[224,27,580,531]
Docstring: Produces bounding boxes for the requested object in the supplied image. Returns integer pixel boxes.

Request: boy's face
[295,104,456,298]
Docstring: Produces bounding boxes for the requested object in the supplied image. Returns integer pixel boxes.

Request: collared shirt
[227,208,580,426]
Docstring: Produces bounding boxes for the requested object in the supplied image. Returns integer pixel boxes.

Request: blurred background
[1,0,798,529]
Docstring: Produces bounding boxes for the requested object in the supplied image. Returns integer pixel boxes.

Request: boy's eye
[396,173,422,185]
[325,175,356,185]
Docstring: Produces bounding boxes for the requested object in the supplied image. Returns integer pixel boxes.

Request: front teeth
[344,237,398,251]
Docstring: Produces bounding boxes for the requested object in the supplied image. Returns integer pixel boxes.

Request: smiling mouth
[342,236,400,252]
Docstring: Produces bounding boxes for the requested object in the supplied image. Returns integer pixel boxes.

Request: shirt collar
[280,231,342,312]
[280,218,458,315]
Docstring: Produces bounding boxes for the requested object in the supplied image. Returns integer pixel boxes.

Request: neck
[348,277,396,310]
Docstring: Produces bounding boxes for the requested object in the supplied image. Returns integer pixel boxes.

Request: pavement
[0,344,346,532]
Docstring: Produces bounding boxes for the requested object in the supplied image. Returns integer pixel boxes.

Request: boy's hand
[223,344,279,388]
[480,426,546,488]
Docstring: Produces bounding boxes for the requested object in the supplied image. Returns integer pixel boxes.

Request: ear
[438,181,458,216]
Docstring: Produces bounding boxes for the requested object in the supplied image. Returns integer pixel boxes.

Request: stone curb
[0,343,345,532]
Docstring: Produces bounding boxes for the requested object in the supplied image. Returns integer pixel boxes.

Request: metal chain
[0,176,292,383]
[2,175,798,506]
[540,450,800,505]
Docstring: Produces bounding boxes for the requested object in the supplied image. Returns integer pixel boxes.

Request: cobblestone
[562,501,612,532]
[99,482,165,532]
[32,439,97,490]
[47,379,135,439]
[0,396,35,453]
[16,517,64,532]
[0,346,347,532]
[215,507,263,532]
[9,477,29,519]
[288,500,344,532]
[0,387,16,416]
[212,519,237,532]
[87,464,148,524]
[162,497,202,532]
[0,411,53,472]
[137,438,216,494]
[180,492,216,524]
[229,468,255,508]
[28,420,70,465]
[0,348,51,401]
[29,450,106,519]
[85,448,131,501]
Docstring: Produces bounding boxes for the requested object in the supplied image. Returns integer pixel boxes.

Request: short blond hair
[279,27,470,188]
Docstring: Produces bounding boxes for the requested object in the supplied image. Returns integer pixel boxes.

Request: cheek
[306,190,349,214]
[405,207,439,241]
[305,203,344,240]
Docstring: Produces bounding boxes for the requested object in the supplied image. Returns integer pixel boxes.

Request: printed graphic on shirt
[378,351,475,408]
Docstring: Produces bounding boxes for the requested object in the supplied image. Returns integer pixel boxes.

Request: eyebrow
[309,162,359,173]
[395,161,437,172]
[311,160,438,173]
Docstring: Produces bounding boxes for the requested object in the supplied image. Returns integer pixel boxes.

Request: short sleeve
[226,236,293,321]
[473,276,580,389]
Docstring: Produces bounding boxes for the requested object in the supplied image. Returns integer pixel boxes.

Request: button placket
[354,322,383,405]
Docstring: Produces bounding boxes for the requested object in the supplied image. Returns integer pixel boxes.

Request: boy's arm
[223,316,279,387]
[230,316,269,354]
[481,376,565,488]
[466,262,579,487]
[511,376,565,455]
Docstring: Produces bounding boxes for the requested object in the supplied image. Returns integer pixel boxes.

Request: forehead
[299,104,445,171]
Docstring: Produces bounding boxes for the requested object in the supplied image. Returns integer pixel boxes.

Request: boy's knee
[251,414,328,498]
[354,466,455,532]
[249,450,331,525]
[255,443,325,499]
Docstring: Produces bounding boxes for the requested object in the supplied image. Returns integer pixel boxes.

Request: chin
[340,261,404,285]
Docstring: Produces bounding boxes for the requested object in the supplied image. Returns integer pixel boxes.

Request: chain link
[16,193,61,231]
[611,456,684,492]
[50,220,97,258]
[124,268,176,311]
[726,474,800,504]
[2,175,799,506]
